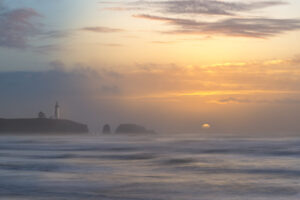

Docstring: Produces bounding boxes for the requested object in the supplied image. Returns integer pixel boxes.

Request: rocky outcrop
[102,124,111,134]
[115,124,155,134]
[0,118,89,134]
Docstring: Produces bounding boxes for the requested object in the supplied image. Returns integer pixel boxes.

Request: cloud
[124,0,300,38]
[96,58,300,99]
[0,62,123,100]
[0,1,72,50]
[33,44,62,54]
[217,97,252,104]
[0,4,41,48]
[217,96,293,104]
[105,0,285,16]
[99,43,124,47]
[4,58,298,106]
[81,26,124,33]
[146,0,286,16]
[133,14,176,21]
[0,66,121,117]
[134,14,300,38]
[41,30,71,39]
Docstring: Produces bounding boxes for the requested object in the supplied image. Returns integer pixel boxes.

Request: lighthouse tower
[54,102,60,119]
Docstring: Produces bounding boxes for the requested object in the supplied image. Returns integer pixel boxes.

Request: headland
[0,118,89,134]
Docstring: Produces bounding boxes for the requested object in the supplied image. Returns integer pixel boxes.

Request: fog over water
[1,134,300,200]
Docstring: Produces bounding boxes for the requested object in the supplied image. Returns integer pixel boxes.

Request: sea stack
[102,124,111,134]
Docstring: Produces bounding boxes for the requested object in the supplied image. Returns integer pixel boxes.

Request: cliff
[0,118,89,134]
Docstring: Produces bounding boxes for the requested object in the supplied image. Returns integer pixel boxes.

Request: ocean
[0,134,300,200]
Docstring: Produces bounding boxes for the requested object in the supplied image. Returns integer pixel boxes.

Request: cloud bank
[0,2,41,48]
[141,0,286,16]
[135,14,300,38]
[2,58,300,134]
[104,0,300,38]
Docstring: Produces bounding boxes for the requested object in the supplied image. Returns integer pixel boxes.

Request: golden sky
[1,0,300,133]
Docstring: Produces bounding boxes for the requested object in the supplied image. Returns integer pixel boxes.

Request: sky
[1,0,300,134]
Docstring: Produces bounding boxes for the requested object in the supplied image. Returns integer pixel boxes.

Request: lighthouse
[54,102,60,119]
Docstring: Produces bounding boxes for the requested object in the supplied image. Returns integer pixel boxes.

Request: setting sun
[202,123,211,129]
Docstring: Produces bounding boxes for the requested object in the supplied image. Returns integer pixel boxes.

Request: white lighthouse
[54,102,60,119]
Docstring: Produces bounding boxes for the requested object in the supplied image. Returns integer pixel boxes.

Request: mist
[1,62,300,135]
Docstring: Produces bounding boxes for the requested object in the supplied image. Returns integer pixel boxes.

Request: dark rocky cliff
[0,118,89,133]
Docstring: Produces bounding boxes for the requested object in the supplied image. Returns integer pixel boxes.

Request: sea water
[0,134,300,200]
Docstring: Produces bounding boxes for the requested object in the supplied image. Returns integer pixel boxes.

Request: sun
[202,123,211,129]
